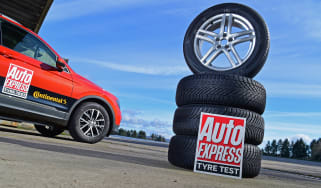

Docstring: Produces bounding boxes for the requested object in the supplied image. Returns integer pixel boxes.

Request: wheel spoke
[232,35,255,45]
[198,29,218,37]
[90,126,94,136]
[204,49,222,66]
[80,123,89,130]
[84,127,92,136]
[90,109,94,120]
[219,14,226,35]
[231,30,253,38]
[227,14,233,34]
[94,126,100,135]
[231,46,242,65]
[95,111,101,121]
[80,117,89,124]
[201,47,215,62]
[196,35,214,44]
[83,112,91,120]
[222,49,236,67]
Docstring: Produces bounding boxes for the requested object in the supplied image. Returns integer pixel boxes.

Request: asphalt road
[0,126,320,188]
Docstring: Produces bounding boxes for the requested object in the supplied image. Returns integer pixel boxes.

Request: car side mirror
[63,58,69,64]
[56,59,66,72]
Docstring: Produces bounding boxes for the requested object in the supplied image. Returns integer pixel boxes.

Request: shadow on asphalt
[0,131,175,170]
[0,126,73,142]
[107,137,169,148]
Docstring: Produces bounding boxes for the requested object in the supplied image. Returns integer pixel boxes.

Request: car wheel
[34,124,65,137]
[69,102,110,144]
[183,3,270,78]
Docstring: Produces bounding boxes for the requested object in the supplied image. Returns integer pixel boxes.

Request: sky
[39,0,321,144]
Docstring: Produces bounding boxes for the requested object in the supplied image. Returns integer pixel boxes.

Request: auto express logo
[2,64,34,99]
[194,113,246,179]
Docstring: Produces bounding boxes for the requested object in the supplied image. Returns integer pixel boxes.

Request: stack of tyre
[168,3,270,178]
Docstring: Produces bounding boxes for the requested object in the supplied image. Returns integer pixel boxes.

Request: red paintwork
[0,15,121,126]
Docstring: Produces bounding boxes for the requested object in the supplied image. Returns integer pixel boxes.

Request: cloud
[73,58,189,76]
[263,82,321,98]
[120,110,173,139]
[266,121,321,135]
[117,93,173,105]
[280,1,321,41]
[47,0,178,21]
[262,120,320,145]
[161,7,202,17]
[96,78,178,91]
[265,111,321,118]
[290,134,312,144]
[118,111,321,141]
[47,0,147,21]
[122,109,143,117]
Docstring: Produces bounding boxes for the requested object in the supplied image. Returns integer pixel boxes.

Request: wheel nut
[217,45,221,48]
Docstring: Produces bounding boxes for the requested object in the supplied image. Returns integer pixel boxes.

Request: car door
[0,19,73,119]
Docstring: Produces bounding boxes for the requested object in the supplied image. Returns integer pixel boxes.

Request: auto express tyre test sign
[2,64,34,99]
[194,113,246,179]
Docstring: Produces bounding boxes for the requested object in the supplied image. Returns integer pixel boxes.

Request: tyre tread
[176,74,266,114]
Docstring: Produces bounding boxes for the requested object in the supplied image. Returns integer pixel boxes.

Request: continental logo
[33,91,67,105]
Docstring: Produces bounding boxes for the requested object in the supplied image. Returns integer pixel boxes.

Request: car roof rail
[0,13,21,25]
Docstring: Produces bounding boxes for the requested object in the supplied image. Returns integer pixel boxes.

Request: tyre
[176,74,266,114]
[173,105,264,145]
[34,124,65,137]
[183,3,269,78]
[168,135,196,170]
[68,102,110,144]
[242,143,262,178]
[168,135,261,178]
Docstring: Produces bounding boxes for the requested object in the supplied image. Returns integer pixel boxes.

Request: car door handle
[0,50,15,59]
[0,51,23,62]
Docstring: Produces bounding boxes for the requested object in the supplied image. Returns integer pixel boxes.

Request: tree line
[263,137,321,161]
[112,128,166,142]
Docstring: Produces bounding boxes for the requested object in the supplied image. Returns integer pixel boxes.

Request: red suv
[0,14,121,144]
